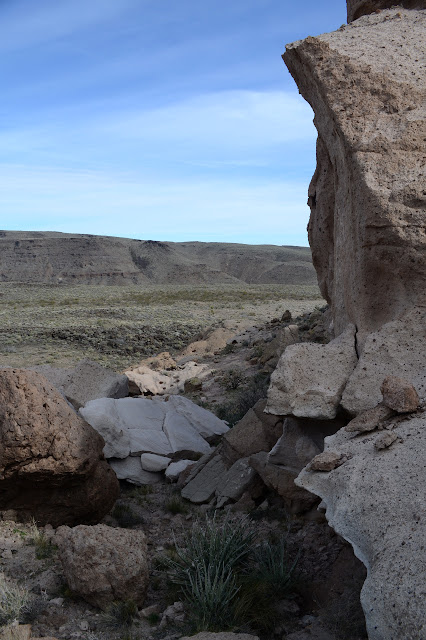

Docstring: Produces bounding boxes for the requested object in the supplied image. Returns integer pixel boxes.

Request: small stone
[79,620,89,631]
[49,597,64,606]
[374,431,398,450]
[309,451,345,472]
[345,403,395,433]
[380,376,419,413]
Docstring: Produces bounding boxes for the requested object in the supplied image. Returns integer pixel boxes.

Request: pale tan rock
[374,431,398,450]
[380,375,420,413]
[345,404,395,433]
[268,417,321,470]
[341,312,426,415]
[347,0,426,22]
[308,452,346,472]
[55,524,149,610]
[266,326,357,419]
[0,625,31,640]
[284,9,426,344]
[138,351,177,370]
[125,361,209,396]
[182,328,236,356]
[0,369,119,526]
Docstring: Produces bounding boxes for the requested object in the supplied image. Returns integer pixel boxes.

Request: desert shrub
[215,372,270,426]
[0,573,31,625]
[28,520,57,559]
[111,503,144,528]
[221,342,236,355]
[127,485,153,505]
[165,495,190,515]
[101,599,138,630]
[166,514,256,631]
[219,368,246,390]
[251,535,298,594]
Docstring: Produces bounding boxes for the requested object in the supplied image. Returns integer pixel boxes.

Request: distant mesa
[0,231,317,286]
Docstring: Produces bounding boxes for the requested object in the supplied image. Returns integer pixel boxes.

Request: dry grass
[0,282,323,371]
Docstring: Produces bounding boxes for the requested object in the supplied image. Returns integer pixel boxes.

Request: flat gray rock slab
[140,453,171,472]
[108,457,163,485]
[80,396,228,460]
[181,454,228,504]
[215,458,257,506]
[165,459,195,481]
[80,398,131,459]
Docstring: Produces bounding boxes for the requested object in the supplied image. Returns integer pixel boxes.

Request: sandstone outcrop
[284,8,425,344]
[276,4,426,638]
[55,524,149,610]
[0,369,119,526]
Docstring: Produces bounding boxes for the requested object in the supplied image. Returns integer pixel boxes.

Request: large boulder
[347,0,426,22]
[284,8,426,346]
[55,524,149,610]
[296,409,426,640]
[0,369,119,526]
[266,326,357,419]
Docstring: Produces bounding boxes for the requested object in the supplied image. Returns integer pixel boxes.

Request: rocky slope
[0,232,316,286]
[265,2,426,639]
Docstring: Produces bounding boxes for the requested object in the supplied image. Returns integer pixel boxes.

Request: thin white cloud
[98,90,315,149]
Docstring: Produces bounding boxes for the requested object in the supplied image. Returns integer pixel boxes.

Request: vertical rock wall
[266,4,426,639]
[284,8,425,343]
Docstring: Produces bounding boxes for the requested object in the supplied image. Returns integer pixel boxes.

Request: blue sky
[1,0,346,245]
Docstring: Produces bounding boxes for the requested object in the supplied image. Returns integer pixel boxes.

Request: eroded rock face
[55,524,149,610]
[296,410,426,640]
[284,8,426,344]
[0,369,119,526]
[347,0,426,22]
[279,7,426,639]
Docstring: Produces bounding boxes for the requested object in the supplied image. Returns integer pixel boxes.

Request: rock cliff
[267,3,426,639]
